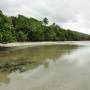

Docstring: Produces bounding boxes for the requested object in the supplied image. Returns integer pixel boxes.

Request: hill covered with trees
[0,10,90,43]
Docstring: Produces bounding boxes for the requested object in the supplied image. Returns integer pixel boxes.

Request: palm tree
[42,17,48,26]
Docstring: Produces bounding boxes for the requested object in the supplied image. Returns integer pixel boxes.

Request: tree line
[0,10,90,43]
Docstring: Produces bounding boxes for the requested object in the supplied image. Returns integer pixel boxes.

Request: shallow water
[0,42,90,90]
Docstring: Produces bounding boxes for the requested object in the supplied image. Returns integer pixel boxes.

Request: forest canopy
[0,10,90,43]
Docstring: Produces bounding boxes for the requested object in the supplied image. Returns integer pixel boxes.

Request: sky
[0,0,90,34]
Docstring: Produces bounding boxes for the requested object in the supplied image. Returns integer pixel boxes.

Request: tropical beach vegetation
[0,10,90,43]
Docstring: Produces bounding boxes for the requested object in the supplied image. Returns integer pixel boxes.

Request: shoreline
[0,42,66,48]
[0,41,89,48]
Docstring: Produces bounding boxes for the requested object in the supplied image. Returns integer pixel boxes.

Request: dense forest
[0,10,90,43]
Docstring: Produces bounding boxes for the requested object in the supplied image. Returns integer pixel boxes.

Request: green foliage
[0,32,3,42]
[44,27,56,41]
[27,18,45,41]
[0,10,90,43]
[2,30,15,42]
[17,31,27,42]
[0,11,16,43]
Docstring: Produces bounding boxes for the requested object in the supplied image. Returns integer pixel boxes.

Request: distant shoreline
[0,41,89,48]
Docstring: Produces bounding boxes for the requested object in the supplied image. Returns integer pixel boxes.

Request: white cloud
[0,0,90,34]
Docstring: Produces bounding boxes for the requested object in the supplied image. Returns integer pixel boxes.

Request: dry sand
[0,41,89,48]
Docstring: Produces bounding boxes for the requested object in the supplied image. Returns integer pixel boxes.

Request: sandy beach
[0,42,65,48]
[0,41,89,48]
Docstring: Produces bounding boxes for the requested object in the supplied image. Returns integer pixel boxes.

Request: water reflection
[0,44,90,90]
[0,45,77,73]
[61,46,90,67]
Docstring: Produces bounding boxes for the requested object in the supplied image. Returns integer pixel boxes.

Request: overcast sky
[0,0,90,34]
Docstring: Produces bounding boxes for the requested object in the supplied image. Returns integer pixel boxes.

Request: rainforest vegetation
[0,10,90,43]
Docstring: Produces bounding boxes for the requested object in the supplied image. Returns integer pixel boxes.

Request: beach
[0,41,89,48]
[0,42,64,48]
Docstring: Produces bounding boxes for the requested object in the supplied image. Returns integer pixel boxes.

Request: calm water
[0,42,90,90]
